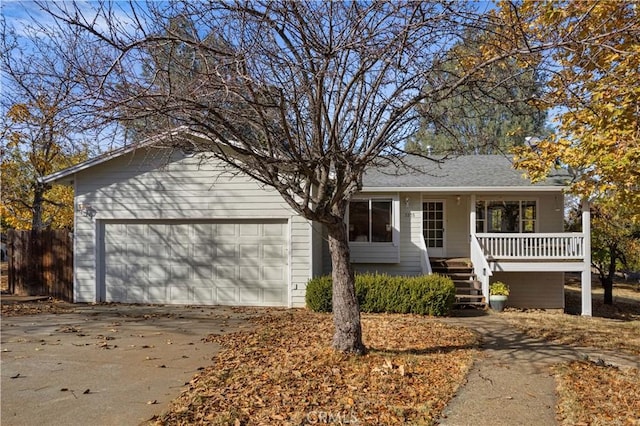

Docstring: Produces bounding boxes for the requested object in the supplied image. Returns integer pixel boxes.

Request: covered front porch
[418,195,592,315]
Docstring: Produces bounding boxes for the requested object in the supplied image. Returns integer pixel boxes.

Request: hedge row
[305,273,455,316]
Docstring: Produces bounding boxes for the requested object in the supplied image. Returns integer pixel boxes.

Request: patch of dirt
[149,310,477,425]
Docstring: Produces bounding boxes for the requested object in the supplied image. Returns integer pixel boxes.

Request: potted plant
[489,281,510,312]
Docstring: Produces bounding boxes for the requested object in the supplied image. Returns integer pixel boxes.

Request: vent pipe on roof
[426,145,432,156]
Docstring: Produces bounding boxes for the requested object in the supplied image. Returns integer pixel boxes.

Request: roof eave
[360,186,566,193]
[40,126,201,185]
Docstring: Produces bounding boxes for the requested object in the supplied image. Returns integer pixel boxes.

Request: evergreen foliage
[306,273,455,316]
[407,26,548,155]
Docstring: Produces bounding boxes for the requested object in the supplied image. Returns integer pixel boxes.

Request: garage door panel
[216,223,236,236]
[146,224,168,241]
[171,244,191,259]
[124,286,145,303]
[126,243,146,258]
[105,223,125,241]
[239,266,260,281]
[107,285,127,302]
[192,223,214,237]
[216,244,237,258]
[193,265,214,279]
[193,245,215,258]
[148,286,167,303]
[263,244,285,259]
[264,288,285,304]
[127,264,148,280]
[216,287,238,303]
[126,224,147,237]
[239,287,260,303]
[103,220,288,306]
[240,223,259,236]
[149,275,169,284]
[215,265,237,280]
[193,286,215,303]
[166,286,190,303]
[263,266,285,281]
[170,265,191,280]
[148,244,171,260]
[105,243,125,258]
[263,223,285,236]
[169,224,191,238]
[239,244,259,259]
[106,263,125,276]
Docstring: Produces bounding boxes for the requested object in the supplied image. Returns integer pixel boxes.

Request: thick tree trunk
[326,221,366,355]
[31,184,46,231]
[603,276,613,305]
[603,250,616,305]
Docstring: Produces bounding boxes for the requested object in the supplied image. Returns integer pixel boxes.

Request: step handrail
[418,236,433,275]
[470,234,492,301]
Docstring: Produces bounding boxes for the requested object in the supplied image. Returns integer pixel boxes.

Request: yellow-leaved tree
[504,1,640,220]
[1,100,88,230]
[489,1,640,305]
[1,17,105,231]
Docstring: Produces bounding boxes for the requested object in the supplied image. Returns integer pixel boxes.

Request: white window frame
[476,199,538,233]
[347,195,400,246]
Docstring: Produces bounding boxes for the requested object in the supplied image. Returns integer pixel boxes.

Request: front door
[423,200,446,258]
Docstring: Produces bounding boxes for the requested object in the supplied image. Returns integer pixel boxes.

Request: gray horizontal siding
[349,244,399,263]
[491,271,564,309]
[322,192,423,277]
[72,149,310,306]
[289,215,310,307]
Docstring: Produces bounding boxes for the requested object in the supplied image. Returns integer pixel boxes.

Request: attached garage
[42,143,312,308]
[101,220,289,306]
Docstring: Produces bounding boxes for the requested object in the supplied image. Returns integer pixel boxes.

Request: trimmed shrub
[305,275,333,313]
[305,273,455,316]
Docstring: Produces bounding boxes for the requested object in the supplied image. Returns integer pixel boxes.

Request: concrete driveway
[1,303,256,426]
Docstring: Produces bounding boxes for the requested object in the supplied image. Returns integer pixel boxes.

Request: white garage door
[102,220,288,306]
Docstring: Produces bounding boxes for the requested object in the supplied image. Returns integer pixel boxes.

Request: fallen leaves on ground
[501,285,640,356]
[150,309,477,425]
[500,283,640,424]
[502,312,640,356]
[554,361,640,426]
[1,300,75,317]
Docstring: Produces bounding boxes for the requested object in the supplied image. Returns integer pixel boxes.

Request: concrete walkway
[436,311,639,425]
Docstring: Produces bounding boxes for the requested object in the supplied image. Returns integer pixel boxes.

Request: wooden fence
[7,229,73,301]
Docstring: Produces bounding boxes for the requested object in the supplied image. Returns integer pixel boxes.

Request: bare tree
[30,0,626,353]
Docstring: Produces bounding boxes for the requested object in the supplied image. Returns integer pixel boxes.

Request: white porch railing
[476,233,585,260]
[470,234,492,300]
[418,235,433,275]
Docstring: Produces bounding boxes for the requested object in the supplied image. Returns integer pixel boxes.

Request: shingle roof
[362,154,569,189]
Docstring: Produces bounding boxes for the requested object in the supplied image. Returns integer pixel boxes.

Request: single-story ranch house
[43,136,593,316]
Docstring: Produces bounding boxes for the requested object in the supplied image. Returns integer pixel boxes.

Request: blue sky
[1,0,139,38]
[2,1,58,31]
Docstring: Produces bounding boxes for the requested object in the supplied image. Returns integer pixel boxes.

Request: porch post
[581,198,592,316]
[469,194,476,239]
